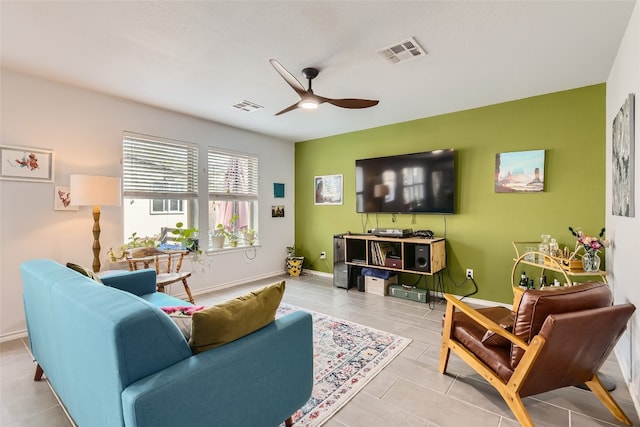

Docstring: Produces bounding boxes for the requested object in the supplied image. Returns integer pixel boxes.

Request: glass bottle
[519,271,528,288]
[549,238,559,257]
[538,234,550,264]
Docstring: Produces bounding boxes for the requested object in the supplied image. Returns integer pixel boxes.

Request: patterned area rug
[277,303,411,427]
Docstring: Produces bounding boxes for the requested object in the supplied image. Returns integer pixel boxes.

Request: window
[150,199,184,214]
[208,147,259,247]
[122,132,198,241]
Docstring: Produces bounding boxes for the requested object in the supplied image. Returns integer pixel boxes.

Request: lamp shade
[70,175,122,207]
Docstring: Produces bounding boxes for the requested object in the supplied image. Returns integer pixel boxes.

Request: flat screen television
[355,149,455,214]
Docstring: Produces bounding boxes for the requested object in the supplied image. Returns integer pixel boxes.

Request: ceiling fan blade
[322,97,379,109]
[275,102,302,116]
[270,59,306,96]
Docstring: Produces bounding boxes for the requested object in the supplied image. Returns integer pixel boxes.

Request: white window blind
[123,132,198,199]
[208,148,259,199]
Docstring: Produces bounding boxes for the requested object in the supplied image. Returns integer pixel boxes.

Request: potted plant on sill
[107,232,156,262]
[171,222,200,254]
[210,229,226,249]
[216,214,240,247]
[243,229,257,246]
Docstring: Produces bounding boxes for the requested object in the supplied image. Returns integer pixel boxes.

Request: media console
[343,234,446,275]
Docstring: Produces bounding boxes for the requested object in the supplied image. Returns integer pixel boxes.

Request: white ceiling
[1,1,636,142]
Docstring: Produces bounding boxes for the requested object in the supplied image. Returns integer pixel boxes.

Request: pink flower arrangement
[569,226,610,256]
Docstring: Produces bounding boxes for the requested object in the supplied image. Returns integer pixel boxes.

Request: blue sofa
[21,259,313,427]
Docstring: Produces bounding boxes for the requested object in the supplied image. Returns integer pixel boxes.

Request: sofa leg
[285,416,293,426]
[34,363,44,381]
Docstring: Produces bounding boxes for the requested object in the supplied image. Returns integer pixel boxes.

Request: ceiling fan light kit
[270,59,379,115]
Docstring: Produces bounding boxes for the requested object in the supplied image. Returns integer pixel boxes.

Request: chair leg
[34,363,44,381]
[438,342,451,374]
[502,393,535,427]
[439,301,454,374]
[285,416,293,426]
[585,374,632,425]
[182,279,195,304]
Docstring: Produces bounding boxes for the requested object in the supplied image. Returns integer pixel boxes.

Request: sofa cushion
[452,306,514,382]
[481,312,515,347]
[189,281,285,354]
[160,306,205,340]
[66,262,103,284]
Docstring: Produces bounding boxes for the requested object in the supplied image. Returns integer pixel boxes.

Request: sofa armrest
[121,311,313,427]
[102,269,157,296]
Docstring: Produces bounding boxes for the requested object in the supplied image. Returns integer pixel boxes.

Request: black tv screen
[355,149,455,214]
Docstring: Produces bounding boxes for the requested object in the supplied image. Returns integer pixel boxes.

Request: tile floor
[1,273,638,426]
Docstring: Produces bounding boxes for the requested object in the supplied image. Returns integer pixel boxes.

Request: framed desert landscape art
[495,149,545,193]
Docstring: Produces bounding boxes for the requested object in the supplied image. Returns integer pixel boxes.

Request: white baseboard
[0,329,28,343]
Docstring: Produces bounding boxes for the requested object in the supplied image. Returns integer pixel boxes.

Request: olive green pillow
[66,262,103,284]
[189,281,285,354]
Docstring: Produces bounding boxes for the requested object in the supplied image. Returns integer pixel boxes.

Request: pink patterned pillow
[161,306,205,340]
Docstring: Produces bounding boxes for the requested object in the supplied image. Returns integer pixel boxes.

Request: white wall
[606,0,640,412]
[0,69,295,340]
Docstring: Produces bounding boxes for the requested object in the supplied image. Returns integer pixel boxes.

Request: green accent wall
[294,84,605,304]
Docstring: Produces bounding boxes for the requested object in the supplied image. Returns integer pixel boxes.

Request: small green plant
[171,222,200,253]
[216,214,240,247]
[107,232,156,262]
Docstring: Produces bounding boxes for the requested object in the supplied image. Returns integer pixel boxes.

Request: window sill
[205,244,261,255]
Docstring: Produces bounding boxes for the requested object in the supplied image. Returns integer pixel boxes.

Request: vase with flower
[569,226,609,272]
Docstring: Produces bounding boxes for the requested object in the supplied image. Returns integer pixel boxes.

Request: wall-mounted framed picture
[273,182,285,198]
[314,174,343,205]
[1,145,54,183]
[272,205,285,217]
[612,93,635,217]
[495,149,545,193]
[54,186,78,211]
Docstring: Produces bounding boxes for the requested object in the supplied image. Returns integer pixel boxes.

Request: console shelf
[343,234,445,275]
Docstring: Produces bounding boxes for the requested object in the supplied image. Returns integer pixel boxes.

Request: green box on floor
[388,284,428,303]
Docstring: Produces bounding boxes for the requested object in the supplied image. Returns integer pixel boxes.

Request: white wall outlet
[320,251,326,260]
[466,269,474,279]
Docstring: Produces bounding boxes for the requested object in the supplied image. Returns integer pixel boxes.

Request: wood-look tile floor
[2,273,638,426]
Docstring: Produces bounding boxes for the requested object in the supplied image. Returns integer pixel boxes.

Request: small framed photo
[314,174,343,205]
[272,205,285,217]
[54,186,78,211]
[1,145,54,183]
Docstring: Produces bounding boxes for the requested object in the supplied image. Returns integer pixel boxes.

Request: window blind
[123,132,198,199]
[208,147,258,199]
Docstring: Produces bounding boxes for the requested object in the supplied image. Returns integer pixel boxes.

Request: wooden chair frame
[126,247,195,304]
[439,291,633,427]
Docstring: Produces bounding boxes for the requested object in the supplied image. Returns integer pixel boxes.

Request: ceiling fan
[269,59,379,116]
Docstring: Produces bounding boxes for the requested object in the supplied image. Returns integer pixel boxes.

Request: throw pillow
[481,313,515,347]
[189,281,285,354]
[66,262,103,284]
[160,306,206,340]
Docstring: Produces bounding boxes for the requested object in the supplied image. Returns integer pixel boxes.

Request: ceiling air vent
[377,37,426,64]
[232,100,263,112]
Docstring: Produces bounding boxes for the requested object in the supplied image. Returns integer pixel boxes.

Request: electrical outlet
[320,251,326,260]
[466,269,474,279]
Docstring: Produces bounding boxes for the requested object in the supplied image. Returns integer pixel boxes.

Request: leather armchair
[439,281,635,426]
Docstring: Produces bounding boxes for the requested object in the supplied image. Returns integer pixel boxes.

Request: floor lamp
[70,175,122,272]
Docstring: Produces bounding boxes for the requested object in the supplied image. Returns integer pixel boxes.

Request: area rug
[277,303,411,427]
